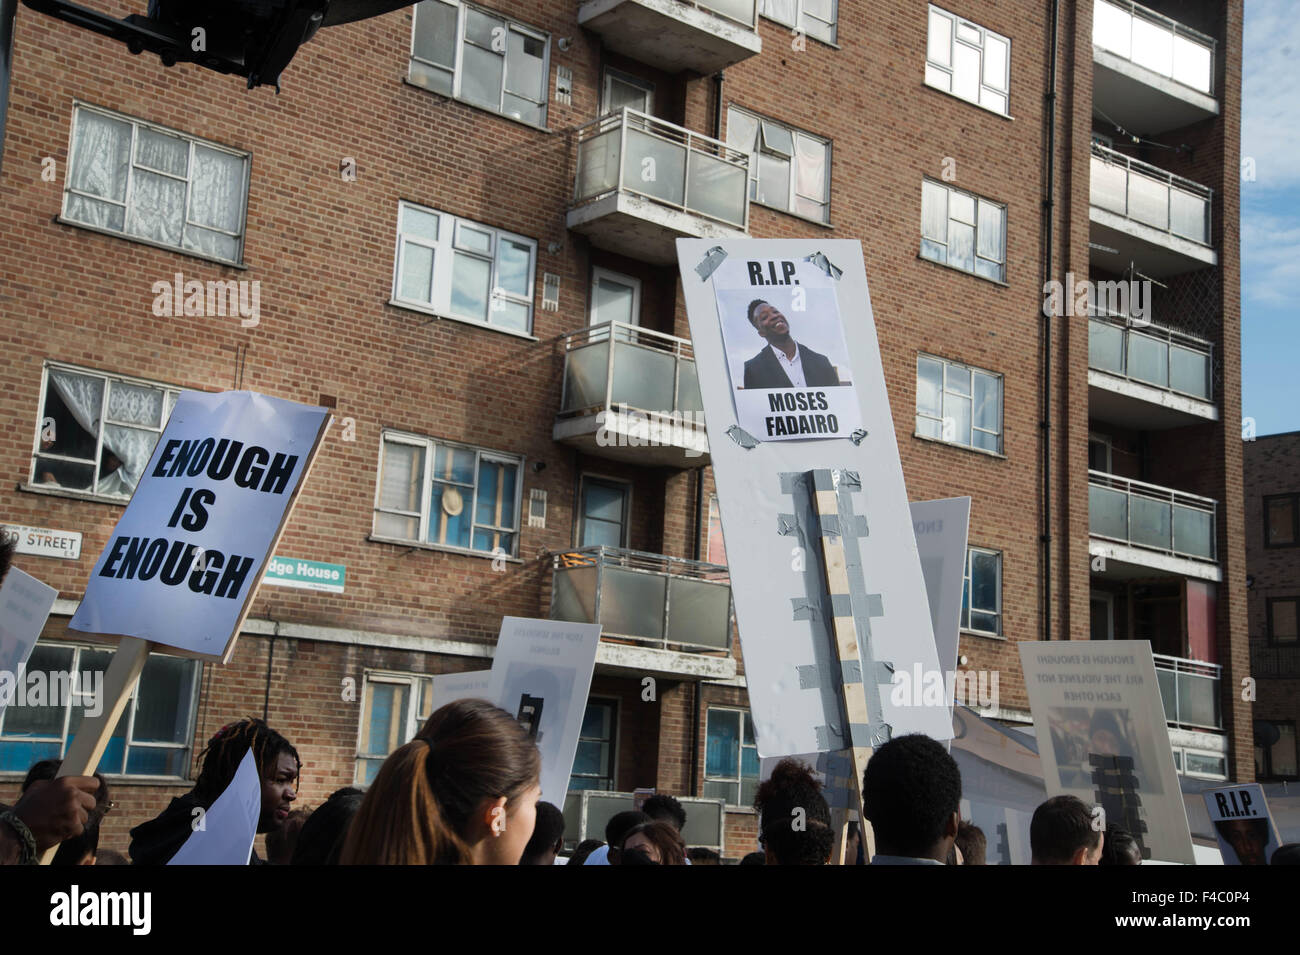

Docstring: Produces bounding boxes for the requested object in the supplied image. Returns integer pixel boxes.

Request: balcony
[1154,653,1221,731]
[554,321,708,468]
[1090,143,1215,277]
[1249,640,1300,679]
[567,108,749,265]
[1092,0,1218,134]
[1089,470,1220,581]
[577,0,761,74]
[1088,312,1217,427]
[551,546,734,667]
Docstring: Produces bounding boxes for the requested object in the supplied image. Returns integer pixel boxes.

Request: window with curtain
[31,363,181,502]
[925,5,1011,116]
[392,201,537,334]
[703,708,759,806]
[916,354,1002,453]
[569,700,617,791]
[961,547,1002,636]
[409,0,550,127]
[1268,597,1299,646]
[920,179,1006,281]
[373,431,522,558]
[0,642,200,777]
[758,0,836,44]
[726,107,831,223]
[62,105,249,264]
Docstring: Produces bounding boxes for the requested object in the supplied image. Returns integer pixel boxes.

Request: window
[961,547,1002,635]
[1088,433,1113,472]
[726,107,831,223]
[409,0,549,127]
[589,268,641,328]
[925,5,1011,115]
[703,708,759,806]
[355,672,433,784]
[759,0,837,45]
[1257,723,1298,779]
[569,699,617,791]
[30,363,182,502]
[374,431,522,558]
[1265,494,1299,547]
[602,70,653,115]
[1268,598,1299,646]
[63,104,249,264]
[1182,751,1227,779]
[578,476,631,548]
[0,642,200,777]
[920,179,1006,281]
[392,201,538,334]
[916,354,1002,453]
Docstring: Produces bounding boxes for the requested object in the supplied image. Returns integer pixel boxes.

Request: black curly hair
[193,717,299,804]
[862,734,962,858]
[754,758,834,865]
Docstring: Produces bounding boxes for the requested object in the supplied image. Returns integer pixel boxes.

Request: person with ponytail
[340,697,541,865]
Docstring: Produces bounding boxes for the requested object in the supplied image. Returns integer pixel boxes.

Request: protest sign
[909,497,971,719]
[486,617,601,806]
[1203,783,1282,865]
[428,669,491,712]
[69,390,330,662]
[167,748,261,865]
[1018,640,1194,864]
[677,239,951,763]
[0,566,60,719]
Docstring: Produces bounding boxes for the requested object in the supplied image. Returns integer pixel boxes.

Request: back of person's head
[266,806,312,865]
[195,718,299,804]
[94,848,130,866]
[568,839,604,867]
[1031,795,1102,865]
[604,810,650,864]
[0,535,13,585]
[1100,823,1141,866]
[739,850,767,865]
[340,698,541,864]
[688,847,721,865]
[620,820,686,865]
[956,820,987,865]
[862,734,961,859]
[292,787,365,865]
[520,801,565,865]
[1271,844,1300,865]
[642,794,687,832]
[754,758,833,865]
[22,759,110,865]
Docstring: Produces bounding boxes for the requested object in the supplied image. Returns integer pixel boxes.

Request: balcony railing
[1088,312,1213,401]
[1091,142,1212,246]
[681,0,757,29]
[559,321,704,426]
[1089,470,1216,562]
[551,546,732,653]
[572,108,750,231]
[1093,0,1215,95]
[1154,653,1221,730]
[1249,640,1300,679]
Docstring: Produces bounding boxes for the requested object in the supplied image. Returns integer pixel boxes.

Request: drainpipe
[1040,0,1061,641]
[0,0,17,178]
[712,71,724,140]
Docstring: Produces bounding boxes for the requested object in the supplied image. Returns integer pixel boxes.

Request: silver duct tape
[694,245,728,281]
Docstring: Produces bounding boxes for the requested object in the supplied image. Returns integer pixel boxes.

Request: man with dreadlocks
[129,717,300,865]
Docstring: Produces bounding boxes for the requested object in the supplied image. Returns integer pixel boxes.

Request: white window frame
[354,670,434,785]
[920,178,1007,282]
[1180,749,1227,781]
[961,546,1002,636]
[601,69,654,116]
[409,0,551,129]
[925,5,1011,116]
[588,267,641,328]
[1090,592,1115,640]
[569,696,619,791]
[915,353,1003,453]
[392,200,538,335]
[759,0,837,45]
[61,102,251,266]
[0,641,201,780]
[29,361,183,503]
[1088,432,1114,473]
[372,429,524,559]
[727,106,832,224]
[703,706,759,808]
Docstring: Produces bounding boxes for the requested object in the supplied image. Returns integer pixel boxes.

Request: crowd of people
[4,699,1296,866]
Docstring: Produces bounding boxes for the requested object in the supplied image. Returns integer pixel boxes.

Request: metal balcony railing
[1153,652,1221,730]
[1093,0,1216,95]
[680,0,757,29]
[558,321,704,430]
[551,546,733,653]
[1088,312,1214,401]
[1089,470,1217,562]
[572,107,750,231]
[1090,142,1213,246]
[1249,640,1300,679]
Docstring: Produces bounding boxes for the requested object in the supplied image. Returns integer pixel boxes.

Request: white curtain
[67,111,130,230]
[184,146,244,260]
[49,371,162,498]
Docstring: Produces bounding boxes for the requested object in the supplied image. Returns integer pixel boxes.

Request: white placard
[429,669,491,712]
[0,567,59,718]
[910,497,971,710]
[167,748,261,865]
[68,391,330,662]
[486,617,601,806]
[1203,783,1281,866]
[1018,640,1194,864]
[1,524,82,560]
[678,239,952,757]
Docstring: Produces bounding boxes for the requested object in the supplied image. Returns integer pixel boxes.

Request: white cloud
[1242,0,1300,190]
[1241,207,1300,306]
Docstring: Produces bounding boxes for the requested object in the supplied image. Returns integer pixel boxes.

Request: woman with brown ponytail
[339,697,542,865]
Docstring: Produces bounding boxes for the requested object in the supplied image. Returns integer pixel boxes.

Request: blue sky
[1241,0,1299,436]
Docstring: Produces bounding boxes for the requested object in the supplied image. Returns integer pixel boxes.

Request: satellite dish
[21,0,422,89]
[1254,720,1281,748]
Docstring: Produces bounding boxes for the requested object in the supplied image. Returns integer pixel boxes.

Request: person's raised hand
[12,776,100,851]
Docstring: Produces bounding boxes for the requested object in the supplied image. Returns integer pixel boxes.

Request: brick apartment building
[1245,433,1299,782]
[0,0,1246,860]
